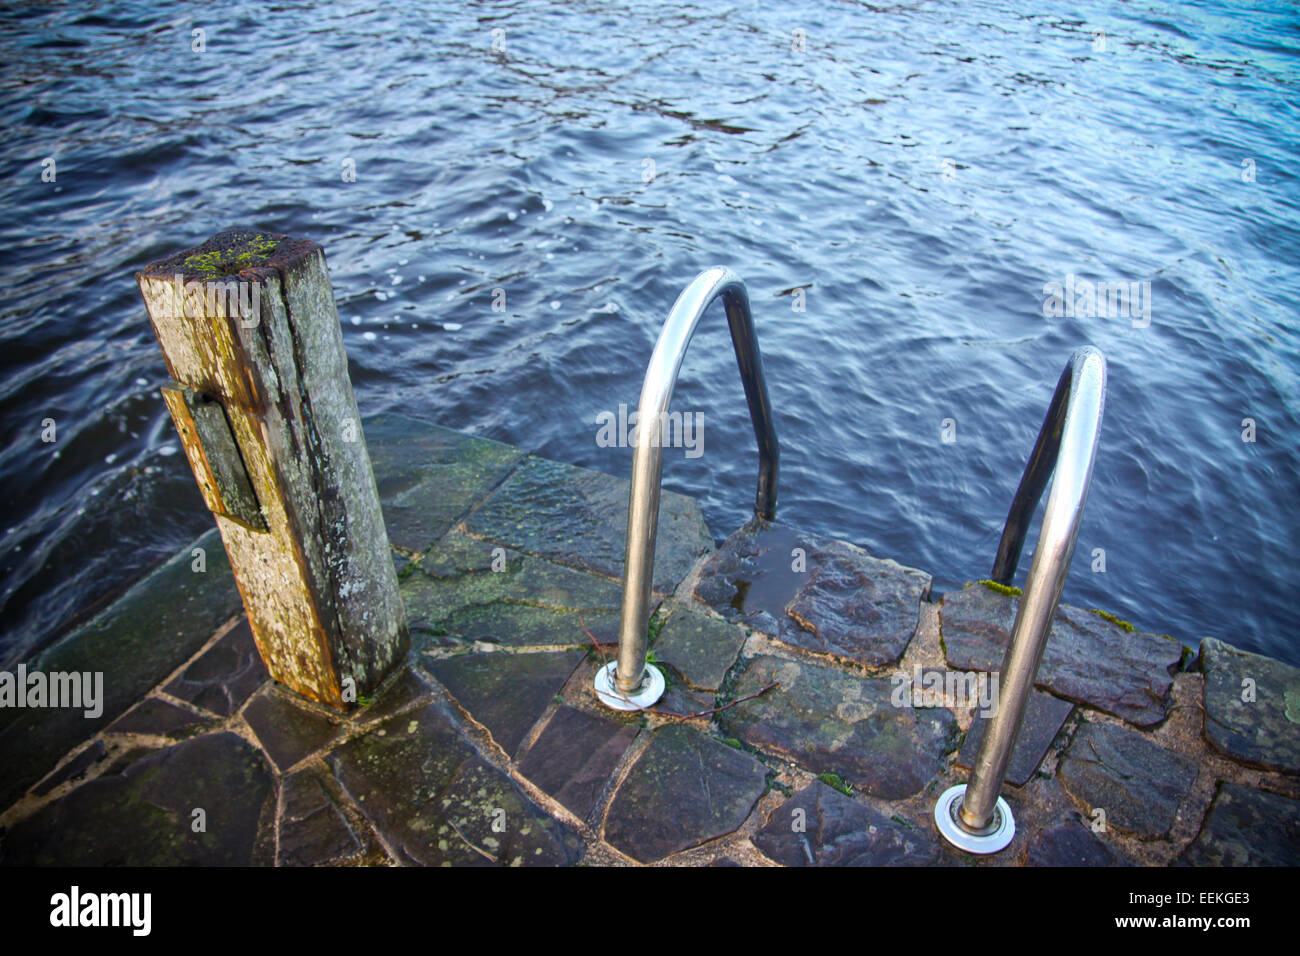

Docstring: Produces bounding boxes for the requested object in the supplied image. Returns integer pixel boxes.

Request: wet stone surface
[516,705,638,821]
[1057,720,1198,839]
[657,677,715,716]
[604,724,767,863]
[401,532,624,650]
[753,781,945,866]
[353,663,434,725]
[107,697,212,738]
[940,585,1182,726]
[165,620,268,717]
[278,770,361,867]
[1026,813,1130,866]
[1178,783,1300,866]
[242,689,341,772]
[720,655,958,799]
[0,527,240,814]
[651,605,748,691]
[465,455,713,595]
[31,741,109,797]
[364,413,525,552]
[1199,637,1300,774]
[425,649,584,757]
[327,703,581,866]
[2,733,274,866]
[958,689,1074,787]
[694,520,930,670]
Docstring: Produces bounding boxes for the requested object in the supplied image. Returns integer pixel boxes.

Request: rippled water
[2,0,1298,669]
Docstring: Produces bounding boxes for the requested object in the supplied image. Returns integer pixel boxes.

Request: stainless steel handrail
[935,346,1107,853]
[597,268,779,708]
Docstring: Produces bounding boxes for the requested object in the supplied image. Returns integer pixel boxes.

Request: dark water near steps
[1,0,1298,669]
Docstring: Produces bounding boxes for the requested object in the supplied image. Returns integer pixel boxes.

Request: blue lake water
[1,0,1298,668]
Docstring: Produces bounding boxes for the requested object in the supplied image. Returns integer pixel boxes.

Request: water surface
[1,0,1298,667]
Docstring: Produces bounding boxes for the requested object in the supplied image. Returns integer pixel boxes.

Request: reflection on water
[1,0,1298,667]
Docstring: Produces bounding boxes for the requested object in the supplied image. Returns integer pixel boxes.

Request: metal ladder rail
[935,346,1107,853]
[594,267,779,710]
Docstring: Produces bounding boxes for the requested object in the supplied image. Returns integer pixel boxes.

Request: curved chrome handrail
[608,268,779,700]
[936,346,1107,851]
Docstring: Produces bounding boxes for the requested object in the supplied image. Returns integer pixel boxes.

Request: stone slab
[31,741,108,798]
[516,705,638,821]
[1057,720,1198,838]
[401,532,624,650]
[605,724,767,863]
[1,732,274,866]
[657,679,716,717]
[242,689,341,772]
[353,664,434,725]
[1178,783,1300,866]
[426,649,584,757]
[327,703,581,866]
[694,520,929,670]
[753,781,945,866]
[0,527,241,813]
[165,619,268,717]
[941,584,1182,726]
[957,688,1074,786]
[107,697,211,738]
[652,605,747,691]
[1199,637,1300,774]
[278,770,361,867]
[720,655,958,800]
[1026,814,1130,866]
[465,455,713,595]
[364,413,525,552]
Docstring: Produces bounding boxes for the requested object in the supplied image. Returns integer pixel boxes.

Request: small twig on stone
[446,817,499,863]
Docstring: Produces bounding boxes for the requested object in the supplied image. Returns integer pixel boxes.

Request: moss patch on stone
[816,772,852,796]
[1089,608,1136,632]
[978,579,1022,597]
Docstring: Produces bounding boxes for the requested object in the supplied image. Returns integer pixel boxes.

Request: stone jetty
[2,414,1297,866]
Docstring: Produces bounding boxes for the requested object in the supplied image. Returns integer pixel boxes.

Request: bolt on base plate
[593,661,665,711]
[934,784,1015,854]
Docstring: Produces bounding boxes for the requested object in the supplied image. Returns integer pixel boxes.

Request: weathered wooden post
[136,228,408,710]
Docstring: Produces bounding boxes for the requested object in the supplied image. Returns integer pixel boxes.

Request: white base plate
[593,661,665,711]
[934,784,1015,854]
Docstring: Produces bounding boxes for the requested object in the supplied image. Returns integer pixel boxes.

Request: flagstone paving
[1056,720,1199,839]
[1199,638,1300,774]
[719,654,959,800]
[752,781,946,866]
[940,584,1184,727]
[695,520,931,669]
[957,689,1074,787]
[2,414,1297,867]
